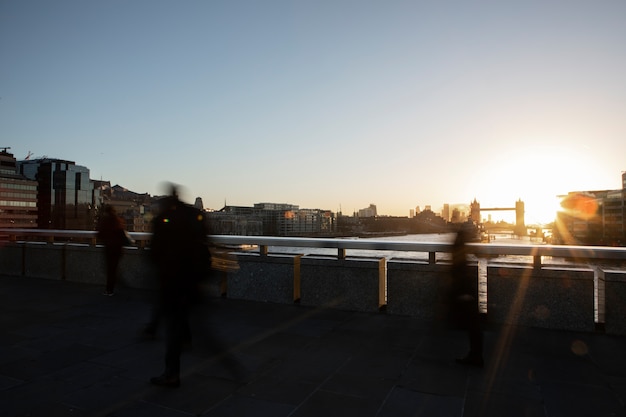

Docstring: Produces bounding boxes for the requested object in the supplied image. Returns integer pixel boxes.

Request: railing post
[294,255,302,302]
[533,255,541,269]
[259,245,268,256]
[338,248,346,259]
[428,251,436,264]
[594,266,606,327]
[378,258,387,309]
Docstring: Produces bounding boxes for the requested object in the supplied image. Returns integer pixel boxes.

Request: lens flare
[559,193,598,220]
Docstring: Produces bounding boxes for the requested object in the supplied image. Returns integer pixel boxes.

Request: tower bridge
[470,198,526,235]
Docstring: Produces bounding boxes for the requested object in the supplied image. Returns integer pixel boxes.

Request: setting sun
[469,143,613,225]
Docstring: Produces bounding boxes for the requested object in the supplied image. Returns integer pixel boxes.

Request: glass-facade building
[19,158,97,230]
[554,172,626,246]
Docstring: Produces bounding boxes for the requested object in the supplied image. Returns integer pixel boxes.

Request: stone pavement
[1,275,626,417]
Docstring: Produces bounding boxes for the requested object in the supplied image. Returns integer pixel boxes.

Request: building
[18,158,97,230]
[98,183,153,232]
[358,204,377,218]
[209,205,263,235]
[441,204,450,222]
[554,172,626,246]
[277,208,335,236]
[208,203,336,236]
[0,149,38,228]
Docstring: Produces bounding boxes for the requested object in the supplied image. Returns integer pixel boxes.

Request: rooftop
[1,275,625,416]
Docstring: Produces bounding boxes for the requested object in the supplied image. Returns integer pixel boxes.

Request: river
[268,232,574,266]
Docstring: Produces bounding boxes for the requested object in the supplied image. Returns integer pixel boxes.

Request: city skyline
[2,1,625,225]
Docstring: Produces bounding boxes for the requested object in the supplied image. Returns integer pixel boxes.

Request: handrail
[2,228,626,266]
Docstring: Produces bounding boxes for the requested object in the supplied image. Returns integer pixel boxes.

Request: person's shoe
[150,375,180,388]
[456,355,484,368]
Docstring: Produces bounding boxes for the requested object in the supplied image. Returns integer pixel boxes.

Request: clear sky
[2,0,625,225]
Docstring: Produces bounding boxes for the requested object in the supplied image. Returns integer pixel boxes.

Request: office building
[18,158,97,230]
[0,149,38,228]
[358,204,377,218]
[209,203,336,236]
[442,204,450,222]
[554,172,626,246]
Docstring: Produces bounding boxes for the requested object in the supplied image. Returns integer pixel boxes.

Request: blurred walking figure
[449,221,484,367]
[148,185,219,387]
[97,205,127,296]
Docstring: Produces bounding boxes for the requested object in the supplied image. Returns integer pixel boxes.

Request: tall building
[0,149,38,228]
[554,172,626,246]
[442,204,450,222]
[18,158,97,230]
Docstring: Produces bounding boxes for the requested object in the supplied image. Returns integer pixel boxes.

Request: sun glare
[470,143,605,225]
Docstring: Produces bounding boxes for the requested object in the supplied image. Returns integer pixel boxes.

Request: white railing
[2,228,626,267]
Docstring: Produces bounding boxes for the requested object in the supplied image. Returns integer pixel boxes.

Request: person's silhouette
[450,221,483,367]
[148,187,211,387]
[97,205,126,296]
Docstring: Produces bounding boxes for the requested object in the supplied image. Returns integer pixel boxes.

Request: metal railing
[2,228,626,267]
[3,228,626,333]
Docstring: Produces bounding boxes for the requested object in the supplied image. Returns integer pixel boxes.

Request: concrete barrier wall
[386,260,477,321]
[0,243,24,276]
[65,244,105,285]
[604,271,626,335]
[227,253,300,304]
[64,244,159,290]
[118,248,160,291]
[299,256,384,313]
[1,241,617,334]
[487,266,595,332]
[24,243,64,280]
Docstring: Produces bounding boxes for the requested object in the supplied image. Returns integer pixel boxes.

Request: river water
[268,232,573,266]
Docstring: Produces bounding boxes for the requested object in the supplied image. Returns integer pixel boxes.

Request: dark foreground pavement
[1,275,626,417]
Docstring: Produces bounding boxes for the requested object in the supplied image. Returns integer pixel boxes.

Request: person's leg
[152,304,188,387]
[456,300,483,367]
[104,250,117,294]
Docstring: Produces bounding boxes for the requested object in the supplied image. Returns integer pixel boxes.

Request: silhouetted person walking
[148,187,212,387]
[97,205,126,296]
[450,221,483,367]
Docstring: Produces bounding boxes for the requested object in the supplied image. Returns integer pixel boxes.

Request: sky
[2,0,625,225]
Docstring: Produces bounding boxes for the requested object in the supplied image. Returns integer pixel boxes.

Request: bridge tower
[470,198,481,223]
[515,199,526,235]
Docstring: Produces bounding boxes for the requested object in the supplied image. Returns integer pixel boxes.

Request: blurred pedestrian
[449,221,483,367]
[148,186,220,387]
[97,205,127,296]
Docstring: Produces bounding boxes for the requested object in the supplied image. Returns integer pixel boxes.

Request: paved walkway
[1,275,626,417]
